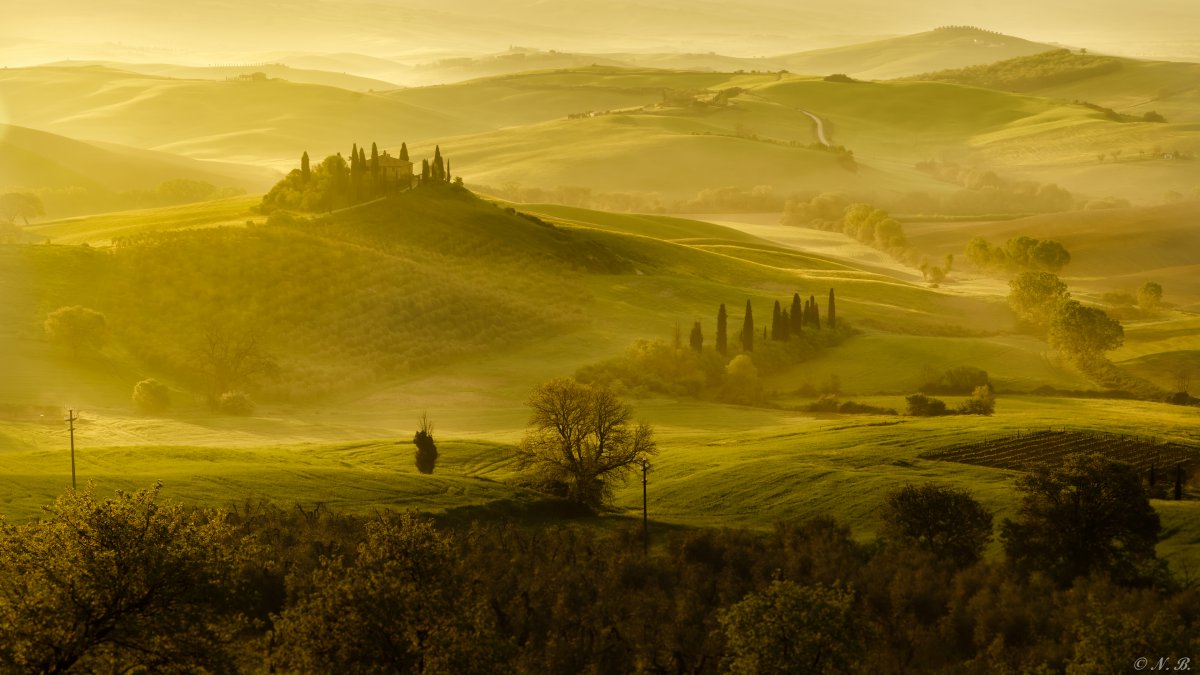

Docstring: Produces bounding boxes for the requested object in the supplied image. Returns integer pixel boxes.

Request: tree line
[579,290,847,405]
[1,452,1193,673]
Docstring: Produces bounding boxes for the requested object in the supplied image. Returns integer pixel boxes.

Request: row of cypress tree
[689,288,838,355]
[265,141,453,213]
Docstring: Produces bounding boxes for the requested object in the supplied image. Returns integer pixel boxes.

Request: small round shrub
[218,391,256,416]
[132,378,171,414]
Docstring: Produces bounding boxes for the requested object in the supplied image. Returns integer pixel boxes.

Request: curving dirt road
[799,109,830,146]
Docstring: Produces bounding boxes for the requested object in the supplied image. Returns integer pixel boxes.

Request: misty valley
[1,11,1199,674]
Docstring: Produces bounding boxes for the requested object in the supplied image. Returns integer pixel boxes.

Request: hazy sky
[3,0,1199,66]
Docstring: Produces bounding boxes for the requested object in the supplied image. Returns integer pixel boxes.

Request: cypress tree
[780,309,790,341]
[445,158,451,183]
[421,159,431,183]
[790,293,803,335]
[400,142,409,161]
[370,142,379,175]
[689,321,703,352]
[741,300,754,353]
[810,295,821,329]
[351,143,359,171]
[771,300,782,341]
[358,146,367,170]
[716,303,728,356]
[301,151,310,182]
[828,288,837,329]
[433,145,445,182]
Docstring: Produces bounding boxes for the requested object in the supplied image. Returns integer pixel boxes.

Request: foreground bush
[0,484,245,673]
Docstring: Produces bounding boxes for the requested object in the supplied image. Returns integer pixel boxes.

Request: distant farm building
[378,152,414,189]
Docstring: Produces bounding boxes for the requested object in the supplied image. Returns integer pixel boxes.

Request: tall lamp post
[641,457,649,555]
[67,408,77,490]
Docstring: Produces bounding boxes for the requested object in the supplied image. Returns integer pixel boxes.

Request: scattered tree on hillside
[742,300,754,353]
[0,192,46,225]
[300,150,311,182]
[966,236,1071,274]
[400,142,409,161]
[370,142,379,176]
[132,378,171,415]
[808,295,821,330]
[716,304,728,356]
[413,412,438,474]
[827,288,836,329]
[421,159,431,183]
[1047,300,1124,361]
[0,484,245,672]
[905,394,948,417]
[44,306,108,356]
[514,379,656,508]
[880,483,993,568]
[1008,272,1070,328]
[957,385,996,416]
[779,309,790,341]
[196,326,279,407]
[689,321,703,353]
[1137,281,1163,312]
[771,301,783,341]
[1001,454,1163,587]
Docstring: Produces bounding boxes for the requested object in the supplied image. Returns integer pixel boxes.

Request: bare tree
[196,326,278,405]
[515,379,656,507]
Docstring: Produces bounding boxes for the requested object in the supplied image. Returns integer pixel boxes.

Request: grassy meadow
[3,185,1197,572]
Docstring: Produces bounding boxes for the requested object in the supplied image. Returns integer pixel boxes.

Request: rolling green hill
[0,124,276,216]
[775,26,1056,80]
[46,61,401,92]
[913,49,1200,124]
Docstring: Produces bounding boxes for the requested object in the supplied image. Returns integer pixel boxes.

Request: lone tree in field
[1047,300,1124,361]
[689,321,703,353]
[0,192,46,225]
[1138,281,1163,312]
[881,483,993,568]
[515,379,656,508]
[132,378,171,415]
[1008,271,1069,329]
[716,304,728,356]
[412,412,438,474]
[1001,453,1163,587]
[44,306,108,356]
[741,300,754,353]
[196,326,279,407]
[827,288,836,329]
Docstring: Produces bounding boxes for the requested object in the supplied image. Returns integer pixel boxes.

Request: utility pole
[641,458,649,555]
[67,408,77,490]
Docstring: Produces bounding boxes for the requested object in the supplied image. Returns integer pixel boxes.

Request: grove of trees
[1,462,1191,673]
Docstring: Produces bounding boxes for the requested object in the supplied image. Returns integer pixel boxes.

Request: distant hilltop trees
[933,25,1005,36]
[261,141,457,213]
